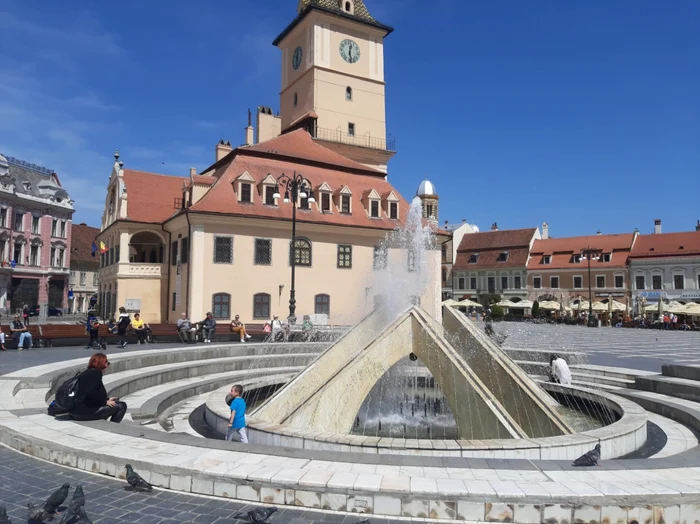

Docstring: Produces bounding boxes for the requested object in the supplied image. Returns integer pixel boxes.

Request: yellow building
[97,0,444,326]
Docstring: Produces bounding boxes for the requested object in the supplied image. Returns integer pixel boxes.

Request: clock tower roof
[274,0,393,46]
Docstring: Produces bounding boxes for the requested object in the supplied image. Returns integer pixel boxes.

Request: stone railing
[128,263,163,276]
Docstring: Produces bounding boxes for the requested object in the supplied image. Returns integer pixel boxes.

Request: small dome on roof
[416,179,437,197]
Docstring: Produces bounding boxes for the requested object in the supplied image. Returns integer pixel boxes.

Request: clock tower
[274,0,395,173]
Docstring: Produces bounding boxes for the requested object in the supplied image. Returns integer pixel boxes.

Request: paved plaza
[498,322,700,372]
[1,323,700,522]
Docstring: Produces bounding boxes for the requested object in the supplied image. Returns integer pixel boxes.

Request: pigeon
[58,484,86,524]
[42,483,70,514]
[74,507,93,524]
[572,443,601,467]
[27,502,49,522]
[352,520,370,524]
[0,504,11,524]
[234,507,278,523]
[125,464,153,492]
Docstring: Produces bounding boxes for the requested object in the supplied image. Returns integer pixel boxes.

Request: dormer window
[336,185,353,214]
[260,173,277,206]
[572,254,582,264]
[264,186,276,205]
[364,189,381,218]
[469,253,479,264]
[497,251,509,262]
[370,200,379,218]
[300,195,310,210]
[542,255,551,264]
[321,193,331,212]
[235,171,255,203]
[389,202,398,219]
[601,252,611,262]
[341,0,354,14]
[346,86,353,101]
[241,183,252,203]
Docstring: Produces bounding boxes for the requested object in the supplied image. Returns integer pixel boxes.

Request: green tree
[490,305,505,320]
[532,300,540,317]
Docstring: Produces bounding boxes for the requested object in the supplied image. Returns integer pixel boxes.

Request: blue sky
[0,0,698,236]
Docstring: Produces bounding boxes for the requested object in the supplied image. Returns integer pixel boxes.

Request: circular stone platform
[2,342,700,523]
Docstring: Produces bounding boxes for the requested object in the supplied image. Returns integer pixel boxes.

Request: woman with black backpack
[69,353,127,423]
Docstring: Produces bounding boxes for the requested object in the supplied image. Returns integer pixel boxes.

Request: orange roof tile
[528,233,635,269]
[454,228,536,270]
[70,223,100,270]
[122,170,187,223]
[188,155,409,231]
[231,129,385,177]
[629,231,700,258]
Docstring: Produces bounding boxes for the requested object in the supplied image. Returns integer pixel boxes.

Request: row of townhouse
[449,219,700,311]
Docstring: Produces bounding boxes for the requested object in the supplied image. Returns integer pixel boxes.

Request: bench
[40,324,90,347]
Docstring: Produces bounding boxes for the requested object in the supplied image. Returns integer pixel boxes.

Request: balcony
[313,126,396,152]
[128,263,163,277]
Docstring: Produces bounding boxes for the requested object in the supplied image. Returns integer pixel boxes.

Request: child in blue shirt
[226,384,248,443]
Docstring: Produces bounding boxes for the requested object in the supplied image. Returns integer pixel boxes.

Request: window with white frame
[596,275,605,288]
[458,277,465,290]
[470,277,477,289]
[573,276,583,289]
[550,276,559,289]
[501,276,508,289]
[321,192,331,212]
[652,274,662,289]
[514,276,521,289]
[533,276,542,289]
[264,186,276,206]
[240,183,252,203]
[614,275,624,289]
[389,202,398,219]
[635,275,645,290]
[254,239,272,265]
[341,194,351,214]
[31,216,40,234]
[541,255,551,265]
[214,236,233,264]
[370,200,380,218]
[674,274,684,290]
[80,272,86,285]
[30,245,39,266]
[601,252,611,262]
[0,208,6,228]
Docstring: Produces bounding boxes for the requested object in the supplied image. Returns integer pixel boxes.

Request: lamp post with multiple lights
[580,247,601,327]
[273,172,314,324]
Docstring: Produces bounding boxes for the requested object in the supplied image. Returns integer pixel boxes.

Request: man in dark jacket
[199,312,216,343]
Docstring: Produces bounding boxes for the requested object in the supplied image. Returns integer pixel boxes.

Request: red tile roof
[122,170,188,223]
[224,129,385,177]
[454,228,536,270]
[189,156,409,231]
[70,223,100,271]
[528,233,635,269]
[629,231,700,258]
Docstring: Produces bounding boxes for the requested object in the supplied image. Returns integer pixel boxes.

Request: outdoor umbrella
[458,298,481,308]
[591,302,607,312]
[495,300,515,308]
[683,303,700,316]
[441,299,458,307]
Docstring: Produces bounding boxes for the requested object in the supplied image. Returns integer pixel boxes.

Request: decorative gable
[317,182,334,213]
[363,189,382,218]
[234,171,255,203]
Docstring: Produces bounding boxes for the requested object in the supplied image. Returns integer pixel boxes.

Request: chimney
[491,222,498,231]
[654,219,662,235]
[461,219,466,223]
[696,220,700,232]
[215,140,232,162]
[244,109,254,146]
[189,167,197,177]
[596,229,602,235]
[542,222,549,240]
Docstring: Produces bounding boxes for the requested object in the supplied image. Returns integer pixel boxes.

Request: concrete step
[503,348,587,365]
[516,361,634,388]
[531,375,624,392]
[571,364,657,382]
[662,364,700,382]
[615,388,700,436]
[634,374,700,404]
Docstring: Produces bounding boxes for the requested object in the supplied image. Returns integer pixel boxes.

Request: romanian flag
[99,241,108,253]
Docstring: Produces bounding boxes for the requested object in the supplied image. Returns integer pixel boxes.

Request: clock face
[339,39,360,64]
[292,46,303,70]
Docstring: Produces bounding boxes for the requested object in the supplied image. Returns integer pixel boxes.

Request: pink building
[0,154,74,314]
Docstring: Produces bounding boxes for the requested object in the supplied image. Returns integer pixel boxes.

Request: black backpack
[54,371,82,412]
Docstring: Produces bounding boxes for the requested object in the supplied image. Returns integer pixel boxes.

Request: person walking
[116,307,131,348]
[225,384,248,443]
[70,353,127,423]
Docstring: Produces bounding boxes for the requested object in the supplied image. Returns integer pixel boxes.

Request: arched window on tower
[346,86,353,101]
[341,0,354,14]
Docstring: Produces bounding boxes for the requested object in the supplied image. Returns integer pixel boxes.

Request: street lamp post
[273,172,314,324]
[581,247,601,328]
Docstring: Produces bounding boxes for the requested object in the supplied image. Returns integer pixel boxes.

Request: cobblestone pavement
[0,446,416,524]
[499,321,700,372]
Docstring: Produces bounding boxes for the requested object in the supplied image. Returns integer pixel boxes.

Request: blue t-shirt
[229,397,246,429]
